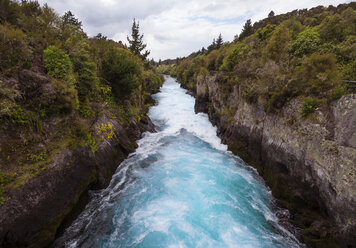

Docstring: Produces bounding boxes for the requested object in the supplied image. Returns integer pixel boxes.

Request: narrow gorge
[53,77,303,248]
[1,1,355,247]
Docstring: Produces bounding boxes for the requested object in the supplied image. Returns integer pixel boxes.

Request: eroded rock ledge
[193,75,356,247]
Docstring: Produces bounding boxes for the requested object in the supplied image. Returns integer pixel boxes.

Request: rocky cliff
[0,112,155,248]
[0,67,161,248]
[193,75,356,247]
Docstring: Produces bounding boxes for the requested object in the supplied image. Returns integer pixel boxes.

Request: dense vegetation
[167,3,356,115]
[0,0,163,204]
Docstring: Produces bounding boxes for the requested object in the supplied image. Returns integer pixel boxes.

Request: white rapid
[53,76,302,248]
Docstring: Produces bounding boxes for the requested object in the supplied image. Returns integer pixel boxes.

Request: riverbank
[184,74,356,247]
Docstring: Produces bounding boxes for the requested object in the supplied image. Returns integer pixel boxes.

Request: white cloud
[38,0,351,60]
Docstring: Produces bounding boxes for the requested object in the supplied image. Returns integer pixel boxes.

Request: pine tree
[216,33,223,49]
[127,18,150,60]
[268,11,275,18]
[238,19,253,41]
[207,38,216,52]
[62,11,82,29]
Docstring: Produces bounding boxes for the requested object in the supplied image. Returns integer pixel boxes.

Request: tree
[94,33,107,40]
[239,19,253,40]
[127,19,150,60]
[207,38,216,52]
[62,11,82,29]
[0,0,19,25]
[102,48,141,98]
[268,11,275,18]
[265,25,291,61]
[216,33,223,49]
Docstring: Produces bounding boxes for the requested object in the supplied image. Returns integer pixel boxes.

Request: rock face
[18,69,56,104]
[194,75,356,247]
[0,114,155,248]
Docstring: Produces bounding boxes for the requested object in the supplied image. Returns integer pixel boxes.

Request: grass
[300,97,321,119]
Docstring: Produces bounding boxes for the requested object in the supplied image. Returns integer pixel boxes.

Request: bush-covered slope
[0,0,162,234]
[170,2,356,114]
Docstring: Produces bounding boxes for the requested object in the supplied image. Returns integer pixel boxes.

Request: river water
[54,76,301,248]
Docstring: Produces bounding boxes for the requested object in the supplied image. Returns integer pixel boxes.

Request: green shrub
[0,23,30,75]
[295,53,341,97]
[141,70,164,94]
[0,80,21,120]
[316,8,356,43]
[336,36,356,80]
[264,88,292,112]
[205,50,219,70]
[86,133,98,156]
[26,151,47,163]
[0,98,18,121]
[327,84,348,102]
[340,8,356,38]
[290,27,321,57]
[257,24,276,41]
[42,46,78,115]
[318,14,344,42]
[339,59,356,81]
[264,25,291,61]
[176,59,191,83]
[220,43,248,71]
[0,172,17,205]
[43,45,72,79]
[102,48,141,99]
[300,98,320,118]
[99,84,112,102]
[10,107,31,125]
[79,100,94,118]
[242,85,259,104]
[70,44,99,99]
[281,19,304,39]
[51,79,79,114]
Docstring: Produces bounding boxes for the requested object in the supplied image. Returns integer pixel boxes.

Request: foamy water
[53,76,301,248]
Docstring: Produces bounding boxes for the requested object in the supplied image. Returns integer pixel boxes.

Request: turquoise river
[53,76,302,248]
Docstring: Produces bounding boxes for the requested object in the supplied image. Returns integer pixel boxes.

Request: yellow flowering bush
[95,123,114,140]
[100,85,112,101]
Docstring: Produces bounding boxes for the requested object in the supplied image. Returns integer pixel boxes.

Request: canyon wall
[193,75,356,247]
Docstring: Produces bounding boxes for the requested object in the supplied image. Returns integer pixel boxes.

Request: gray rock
[18,69,56,104]
[334,94,356,148]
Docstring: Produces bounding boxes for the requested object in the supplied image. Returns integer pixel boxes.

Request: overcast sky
[38,0,350,60]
